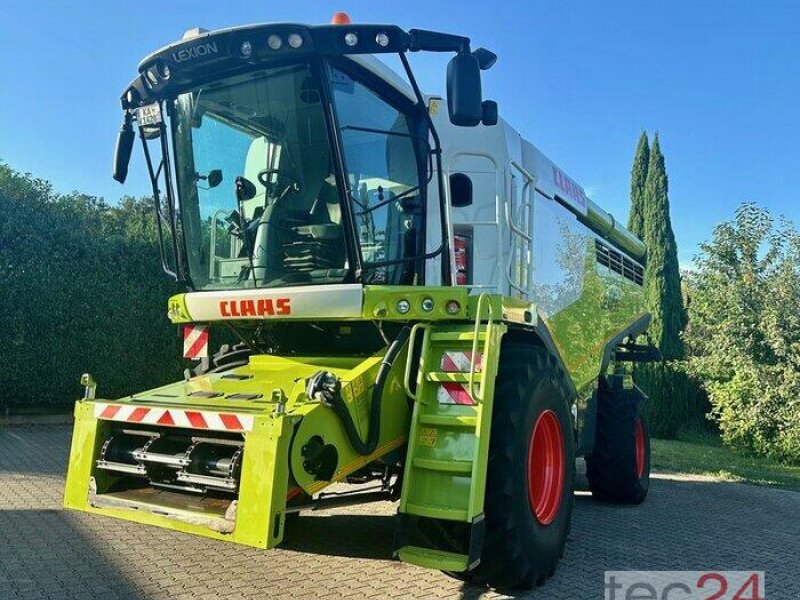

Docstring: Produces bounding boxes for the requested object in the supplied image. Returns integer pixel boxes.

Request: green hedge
[635,361,710,439]
[0,164,184,409]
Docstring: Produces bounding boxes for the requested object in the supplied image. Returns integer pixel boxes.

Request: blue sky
[2,1,799,265]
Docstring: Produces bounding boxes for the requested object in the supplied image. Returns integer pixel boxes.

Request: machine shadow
[0,509,143,599]
[281,512,397,560]
[282,511,503,598]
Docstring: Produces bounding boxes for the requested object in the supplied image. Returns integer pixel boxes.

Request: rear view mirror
[472,47,498,70]
[235,176,257,202]
[207,169,223,188]
[112,115,135,183]
[446,52,482,127]
[481,100,498,126]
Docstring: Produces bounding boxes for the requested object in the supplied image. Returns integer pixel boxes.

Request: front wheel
[460,344,575,590]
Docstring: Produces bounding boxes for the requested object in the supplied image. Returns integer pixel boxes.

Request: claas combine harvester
[64,13,661,589]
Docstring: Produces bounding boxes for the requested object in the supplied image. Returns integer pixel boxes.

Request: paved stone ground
[1,426,798,599]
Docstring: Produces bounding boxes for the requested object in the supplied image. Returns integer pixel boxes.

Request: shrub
[0,164,183,410]
[639,361,708,439]
[685,203,800,463]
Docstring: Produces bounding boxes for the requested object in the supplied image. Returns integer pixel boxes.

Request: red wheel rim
[527,409,565,525]
[635,418,646,479]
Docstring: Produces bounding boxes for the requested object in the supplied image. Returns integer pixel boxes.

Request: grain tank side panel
[521,140,647,393]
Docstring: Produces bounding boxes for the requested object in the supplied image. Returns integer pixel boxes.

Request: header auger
[65,13,660,589]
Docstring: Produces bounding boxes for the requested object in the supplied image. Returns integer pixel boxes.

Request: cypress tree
[641,133,686,360]
[631,133,694,439]
[628,132,649,238]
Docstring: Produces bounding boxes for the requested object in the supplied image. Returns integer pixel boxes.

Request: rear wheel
[586,379,650,503]
[461,344,574,590]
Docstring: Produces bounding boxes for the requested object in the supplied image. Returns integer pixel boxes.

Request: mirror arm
[408,29,470,53]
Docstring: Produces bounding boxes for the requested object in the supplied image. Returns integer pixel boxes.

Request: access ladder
[394,295,507,571]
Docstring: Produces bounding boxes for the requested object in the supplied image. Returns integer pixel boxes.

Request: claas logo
[219,298,291,317]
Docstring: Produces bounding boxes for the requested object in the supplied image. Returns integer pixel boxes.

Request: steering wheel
[256,168,300,201]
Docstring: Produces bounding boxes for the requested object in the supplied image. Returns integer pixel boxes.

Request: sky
[2,1,799,266]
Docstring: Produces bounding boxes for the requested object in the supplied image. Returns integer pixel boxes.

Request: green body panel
[63,348,411,549]
[166,279,643,398]
[397,547,470,572]
[65,275,643,567]
[541,250,647,393]
[361,286,470,320]
[64,401,103,509]
[166,286,471,325]
[64,400,292,548]
[289,350,410,495]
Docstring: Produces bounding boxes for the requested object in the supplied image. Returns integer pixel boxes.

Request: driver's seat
[282,179,344,278]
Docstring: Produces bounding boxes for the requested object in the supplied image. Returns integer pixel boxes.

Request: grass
[651,430,800,491]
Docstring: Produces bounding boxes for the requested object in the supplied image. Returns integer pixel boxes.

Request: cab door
[446,153,503,291]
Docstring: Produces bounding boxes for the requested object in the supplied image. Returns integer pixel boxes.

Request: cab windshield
[171,60,424,290]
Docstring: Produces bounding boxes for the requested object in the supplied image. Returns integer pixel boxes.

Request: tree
[685,204,800,462]
[629,134,691,438]
[641,133,686,360]
[627,132,649,238]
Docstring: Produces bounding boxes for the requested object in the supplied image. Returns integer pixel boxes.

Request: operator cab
[173,59,423,289]
[112,19,497,291]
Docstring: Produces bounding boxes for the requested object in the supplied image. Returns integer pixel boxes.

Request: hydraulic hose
[307,325,412,456]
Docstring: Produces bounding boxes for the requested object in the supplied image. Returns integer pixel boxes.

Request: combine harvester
[65,13,660,589]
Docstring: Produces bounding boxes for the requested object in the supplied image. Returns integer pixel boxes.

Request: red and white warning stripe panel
[440,351,483,373]
[436,350,483,406]
[94,403,254,432]
[183,324,209,359]
[437,382,476,406]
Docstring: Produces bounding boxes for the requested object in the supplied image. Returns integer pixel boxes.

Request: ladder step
[429,331,487,342]
[413,458,473,474]
[426,372,481,383]
[404,502,469,522]
[396,546,469,572]
[418,414,478,428]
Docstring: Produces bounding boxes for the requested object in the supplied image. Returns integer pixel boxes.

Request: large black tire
[586,379,650,504]
[462,343,575,590]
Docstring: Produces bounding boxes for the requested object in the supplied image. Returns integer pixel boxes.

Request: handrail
[503,167,534,296]
[468,293,494,402]
[510,159,536,184]
[504,201,533,241]
[403,323,429,402]
[506,161,537,297]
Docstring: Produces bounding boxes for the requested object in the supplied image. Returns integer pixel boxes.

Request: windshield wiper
[361,244,443,271]
[352,183,422,216]
[340,124,414,138]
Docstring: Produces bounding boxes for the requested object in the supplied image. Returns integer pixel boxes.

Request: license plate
[136,103,162,126]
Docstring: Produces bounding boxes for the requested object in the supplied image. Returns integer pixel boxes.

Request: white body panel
[421,94,641,300]
[352,58,616,295]
[184,284,364,321]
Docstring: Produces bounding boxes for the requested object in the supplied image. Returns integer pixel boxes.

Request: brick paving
[1,426,798,599]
